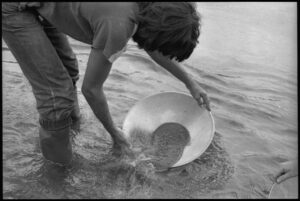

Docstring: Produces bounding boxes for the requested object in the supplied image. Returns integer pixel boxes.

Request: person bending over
[2,2,210,166]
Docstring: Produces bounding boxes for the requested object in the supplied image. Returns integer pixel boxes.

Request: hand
[112,128,135,158]
[274,159,298,184]
[188,80,211,111]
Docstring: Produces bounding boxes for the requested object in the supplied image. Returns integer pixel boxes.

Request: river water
[2,2,297,199]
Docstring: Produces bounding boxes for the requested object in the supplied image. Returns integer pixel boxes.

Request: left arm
[146,50,211,111]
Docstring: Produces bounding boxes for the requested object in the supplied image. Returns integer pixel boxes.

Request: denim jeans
[2,2,79,130]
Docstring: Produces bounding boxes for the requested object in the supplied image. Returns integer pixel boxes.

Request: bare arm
[82,48,130,149]
[147,50,211,111]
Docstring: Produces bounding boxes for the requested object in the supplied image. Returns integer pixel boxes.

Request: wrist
[110,127,126,142]
[186,78,196,90]
[108,126,120,138]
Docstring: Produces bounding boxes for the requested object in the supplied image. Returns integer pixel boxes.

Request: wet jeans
[2,2,79,130]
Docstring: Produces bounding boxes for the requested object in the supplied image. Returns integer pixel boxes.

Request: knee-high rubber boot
[39,126,73,166]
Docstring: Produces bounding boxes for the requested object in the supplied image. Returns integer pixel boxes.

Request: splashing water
[127,122,191,171]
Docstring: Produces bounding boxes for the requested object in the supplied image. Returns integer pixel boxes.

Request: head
[133,2,201,62]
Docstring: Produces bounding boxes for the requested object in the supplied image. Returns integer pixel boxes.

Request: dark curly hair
[132,2,201,62]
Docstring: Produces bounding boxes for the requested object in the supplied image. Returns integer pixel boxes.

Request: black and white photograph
[2,2,298,199]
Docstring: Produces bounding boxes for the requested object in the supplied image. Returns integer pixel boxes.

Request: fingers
[124,147,135,159]
[196,94,211,111]
[274,159,298,183]
[274,168,285,181]
[276,171,292,183]
[113,145,135,159]
[274,164,290,183]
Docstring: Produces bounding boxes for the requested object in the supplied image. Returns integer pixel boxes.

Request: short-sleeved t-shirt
[36,2,138,63]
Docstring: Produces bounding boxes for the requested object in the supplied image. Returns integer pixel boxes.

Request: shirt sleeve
[92,18,133,63]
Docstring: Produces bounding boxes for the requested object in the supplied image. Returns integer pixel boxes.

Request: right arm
[81,48,130,151]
